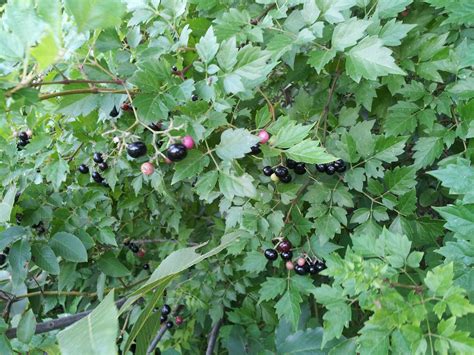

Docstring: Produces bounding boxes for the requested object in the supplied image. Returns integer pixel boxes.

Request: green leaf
[308,49,337,74]
[434,204,474,237]
[429,160,474,202]
[215,128,260,160]
[285,140,337,164]
[275,288,302,330]
[375,0,413,19]
[133,94,171,124]
[384,102,419,136]
[332,18,370,51]
[17,309,36,344]
[0,185,17,223]
[219,171,257,199]
[424,262,453,295]
[97,252,130,277]
[278,327,331,354]
[30,31,59,71]
[259,278,287,303]
[32,244,59,275]
[346,36,405,82]
[321,303,351,346]
[379,19,416,46]
[195,171,219,201]
[43,157,69,191]
[10,239,31,286]
[272,121,313,149]
[64,0,125,32]
[196,26,219,64]
[57,291,118,355]
[413,137,444,169]
[385,166,417,195]
[49,232,88,263]
[240,251,268,273]
[217,37,238,71]
[172,150,210,184]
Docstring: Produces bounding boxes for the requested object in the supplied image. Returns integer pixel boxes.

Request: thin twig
[206,318,223,355]
[250,4,276,24]
[320,59,342,144]
[39,88,128,100]
[284,181,312,224]
[146,325,167,354]
[30,79,122,86]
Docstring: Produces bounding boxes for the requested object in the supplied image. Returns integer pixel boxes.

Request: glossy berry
[93,152,104,164]
[167,143,188,161]
[110,106,119,117]
[258,130,270,144]
[315,164,327,173]
[249,144,261,155]
[175,316,184,326]
[308,264,319,275]
[78,164,89,174]
[0,254,6,265]
[297,258,306,267]
[166,321,174,329]
[274,166,289,178]
[161,304,171,316]
[285,261,294,270]
[143,263,150,270]
[326,165,336,175]
[280,174,292,183]
[130,243,139,253]
[127,142,147,158]
[270,173,279,182]
[314,260,327,272]
[294,264,307,275]
[191,94,198,101]
[160,314,167,323]
[172,66,178,72]
[293,163,306,175]
[17,139,29,147]
[98,162,108,171]
[277,240,292,253]
[121,102,131,111]
[280,250,293,261]
[18,131,29,141]
[182,135,195,149]
[333,159,344,168]
[92,172,104,183]
[286,159,297,169]
[262,166,273,176]
[264,248,278,261]
[141,162,155,176]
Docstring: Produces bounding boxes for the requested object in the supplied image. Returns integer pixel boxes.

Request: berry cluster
[159,304,184,329]
[264,240,326,276]
[78,152,109,185]
[249,130,270,155]
[315,159,346,175]
[16,130,32,150]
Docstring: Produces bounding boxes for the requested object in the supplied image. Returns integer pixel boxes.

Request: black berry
[166,321,173,329]
[166,143,187,161]
[294,264,307,275]
[333,159,344,168]
[92,171,104,183]
[274,166,289,178]
[262,166,274,176]
[0,254,6,265]
[160,314,167,323]
[127,142,147,158]
[336,163,347,173]
[161,304,171,316]
[314,260,327,272]
[110,106,119,117]
[98,162,108,171]
[308,264,319,275]
[280,250,293,261]
[280,174,292,183]
[277,240,292,253]
[17,139,29,147]
[264,248,278,261]
[93,152,104,164]
[191,94,198,101]
[249,144,261,155]
[18,131,29,141]
[316,164,327,172]
[293,163,306,175]
[172,66,178,72]
[130,244,139,253]
[78,164,89,174]
[326,165,336,175]
[286,159,297,169]
[143,263,150,270]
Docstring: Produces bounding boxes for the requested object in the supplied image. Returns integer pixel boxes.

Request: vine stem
[31,79,123,86]
[284,180,312,224]
[206,318,224,355]
[318,58,342,143]
[146,325,168,354]
[39,88,128,100]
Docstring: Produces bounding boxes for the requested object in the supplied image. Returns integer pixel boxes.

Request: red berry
[258,130,270,144]
[175,316,184,325]
[136,248,146,258]
[182,135,195,149]
[401,9,409,17]
[141,162,155,175]
[286,261,294,270]
[277,240,292,253]
[121,102,132,111]
[297,258,306,267]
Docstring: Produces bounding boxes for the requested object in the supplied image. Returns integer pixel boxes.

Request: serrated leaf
[216,128,260,160]
[332,18,370,51]
[64,0,125,32]
[259,277,286,303]
[385,166,417,195]
[308,49,337,74]
[285,140,337,164]
[32,244,59,275]
[275,288,302,330]
[272,121,312,149]
[413,136,444,169]
[172,150,210,184]
[49,232,87,263]
[196,26,219,64]
[375,0,413,19]
[240,251,268,273]
[219,171,257,199]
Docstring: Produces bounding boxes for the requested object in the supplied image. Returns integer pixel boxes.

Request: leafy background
[0,0,473,354]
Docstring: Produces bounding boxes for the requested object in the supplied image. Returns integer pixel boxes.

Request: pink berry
[141,162,154,175]
[258,130,270,144]
[297,258,306,267]
[136,248,146,258]
[182,135,195,149]
[286,261,294,270]
[175,316,184,325]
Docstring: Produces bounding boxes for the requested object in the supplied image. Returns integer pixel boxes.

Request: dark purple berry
[129,243,139,253]
[98,162,108,171]
[172,66,178,72]
[149,122,162,131]
[18,131,29,141]
[314,260,327,272]
[160,314,167,323]
[92,171,104,183]
[336,163,347,173]
[264,249,278,261]
[17,139,29,147]
[333,159,344,168]
[294,264,307,275]
[280,174,292,183]
[286,159,296,169]
[166,321,173,329]
[127,142,147,158]
[143,263,150,270]
[274,166,289,178]
[326,165,336,175]
[277,240,292,253]
[191,94,198,101]
[78,164,89,174]
[293,163,306,175]
[249,144,261,155]
[263,166,273,176]
[308,264,319,275]
[93,152,104,164]
[161,304,171,316]
[316,164,327,172]
[167,143,187,161]
[280,250,293,261]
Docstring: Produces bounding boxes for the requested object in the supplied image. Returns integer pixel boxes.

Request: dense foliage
[1,0,474,353]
